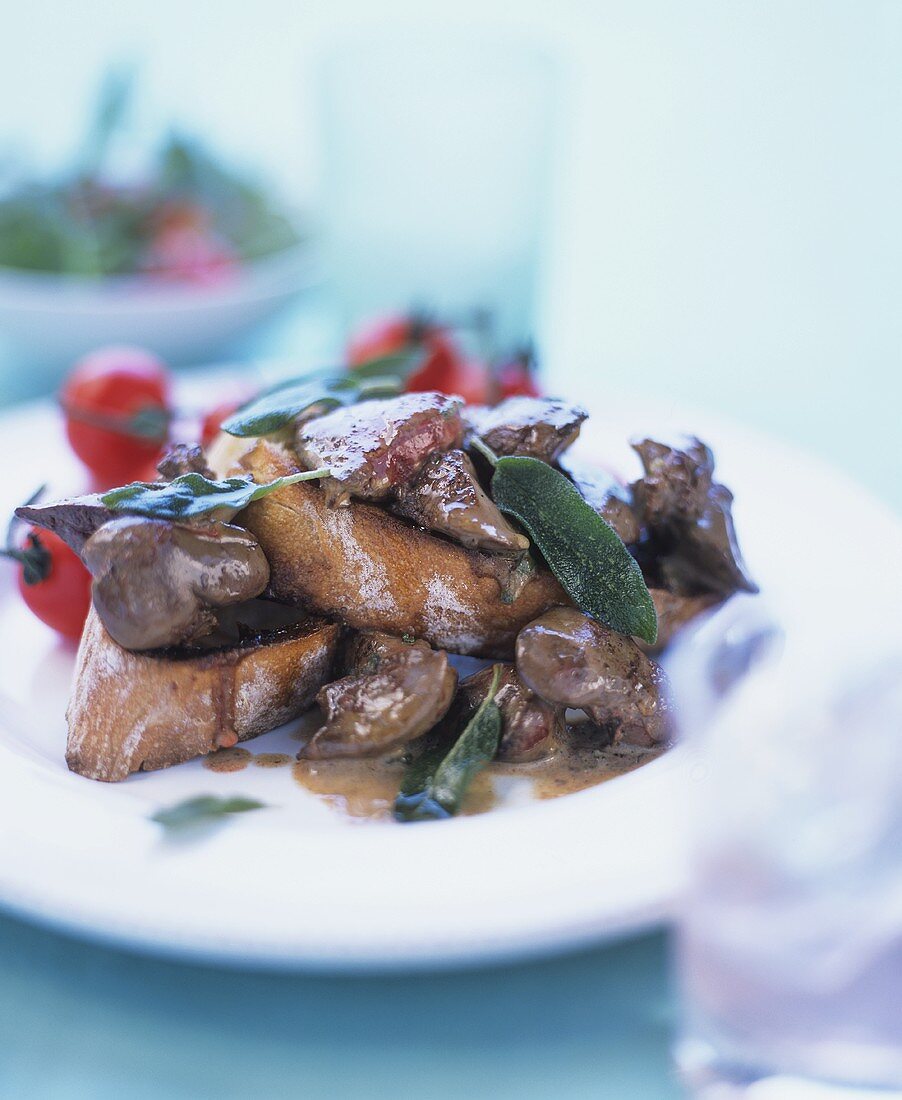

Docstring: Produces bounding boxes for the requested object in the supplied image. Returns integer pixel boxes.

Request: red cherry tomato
[201,398,248,450]
[14,529,92,641]
[62,346,172,487]
[134,458,167,484]
[348,314,491,404]
[347,315,415,366]
[407,355,491,405]
[496,360,541,399]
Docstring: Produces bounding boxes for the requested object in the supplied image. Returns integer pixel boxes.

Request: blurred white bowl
[0,244,319,376]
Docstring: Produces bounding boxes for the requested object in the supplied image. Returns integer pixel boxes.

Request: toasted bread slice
[67,605,340,782]
[209,436,567,657]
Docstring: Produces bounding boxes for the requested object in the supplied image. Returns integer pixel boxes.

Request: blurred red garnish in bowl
[61,345,173,486]
[3,527,91,641]
[143,201,239,286]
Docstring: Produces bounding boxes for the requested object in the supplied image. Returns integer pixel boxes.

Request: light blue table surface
[0,916,677,1099]
[0,293,898,1100]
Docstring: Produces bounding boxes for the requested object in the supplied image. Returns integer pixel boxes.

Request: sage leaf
[101,470,328,522]
[491,456,658,645]
[350,348,426,381]
[222,372,402,437]
[395,665,503,822]
[151,795,265,831]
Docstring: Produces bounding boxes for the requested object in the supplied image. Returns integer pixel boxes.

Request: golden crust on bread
[228,439,567,657]
[66,605,339,782]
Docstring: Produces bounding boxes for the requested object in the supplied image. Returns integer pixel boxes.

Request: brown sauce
[291,757,405,821]
[199,729,662,820]
[494,737,661,800]
[253,752,293,769]
[203,746,252,772]
[291,756,497,822]
[290,733,662,822]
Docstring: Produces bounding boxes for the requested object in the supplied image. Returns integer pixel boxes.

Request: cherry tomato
[496,359,541,399]
[62,346,172,486]
[407,355,491,405]
[14,529,92,641]
[201,398,248,450]
[348,314,491,404]
[347,315,416,366]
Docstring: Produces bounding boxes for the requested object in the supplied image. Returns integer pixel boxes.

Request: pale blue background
[0,3,899,1097]
[1,0,899,502]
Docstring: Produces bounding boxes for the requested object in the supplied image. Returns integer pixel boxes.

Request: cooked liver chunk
[393,449,529,554]
[302,631,457,758]
[466,397,586,463]
[558,455,641,545]
[643,588,722,655]
[295,392,464,505]
[156,443,213,481]
[516,607,671,747]
[630,435,757,597]
[82,517,270,651]
[631,436,714,526]
[458,663,563,762]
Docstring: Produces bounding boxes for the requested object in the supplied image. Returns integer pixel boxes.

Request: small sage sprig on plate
[395,664,503,822]
[152,795,266,831]
[101,470,329,523]
[474,443,657,645]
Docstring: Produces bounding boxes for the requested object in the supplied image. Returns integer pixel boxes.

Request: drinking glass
[317,28,560,348]
[668,596,902,1096]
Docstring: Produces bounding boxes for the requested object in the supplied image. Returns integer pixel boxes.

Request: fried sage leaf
[151,795,265,831]
[101,470,328,523]
[395,665,503,822]
[490,455,658,645]
[222,372,402,437]
[350,348,426,381]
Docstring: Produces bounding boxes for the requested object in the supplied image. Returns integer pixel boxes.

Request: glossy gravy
[253,752,294,769]
[202,746,253,773]
[291,756,497,821]
[201,730,662,820]
[291,735,661,822]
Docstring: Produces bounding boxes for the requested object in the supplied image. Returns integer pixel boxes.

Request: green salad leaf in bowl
[0,66,304,284]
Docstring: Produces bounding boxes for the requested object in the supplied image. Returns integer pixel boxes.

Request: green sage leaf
[101,470,328,522]
[350,348,426,381]
[151,795,265,831]
[491,456,657,644]
[395,665,503,822]
[222,372,402,437]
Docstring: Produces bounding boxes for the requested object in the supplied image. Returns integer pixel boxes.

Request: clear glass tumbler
[668,595,902,1097]
[316,28,560,348]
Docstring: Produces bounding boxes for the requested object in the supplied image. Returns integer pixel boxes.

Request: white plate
[0,390,898,971]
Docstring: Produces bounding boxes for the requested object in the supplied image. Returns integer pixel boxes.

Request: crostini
[18,378,756,819]
[67,603,339,781]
